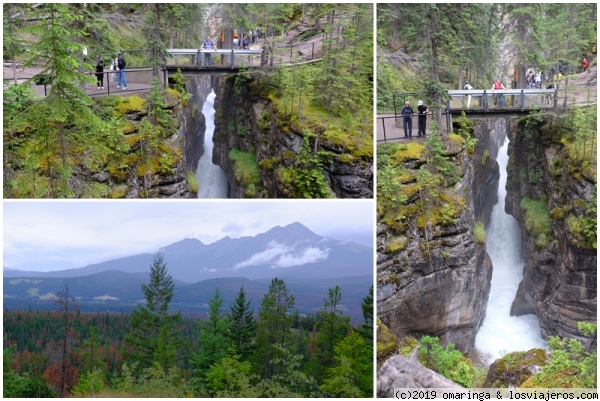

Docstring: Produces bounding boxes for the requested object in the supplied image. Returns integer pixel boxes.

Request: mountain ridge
[4,222,372,283]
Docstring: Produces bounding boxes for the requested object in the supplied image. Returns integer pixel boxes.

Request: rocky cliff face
[181,74,213,173]
[505,116,597,346]
[377,124,499,353]
[105,90,190,198]
[211,73,373,198]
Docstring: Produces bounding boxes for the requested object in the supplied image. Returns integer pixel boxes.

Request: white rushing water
[196,91,228,198]
[475,137,547,364]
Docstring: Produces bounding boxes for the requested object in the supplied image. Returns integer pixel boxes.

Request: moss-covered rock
[483,349,549,388]
[377,318,398,360]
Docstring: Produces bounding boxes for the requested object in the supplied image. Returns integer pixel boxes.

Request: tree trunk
[390,5,400,45]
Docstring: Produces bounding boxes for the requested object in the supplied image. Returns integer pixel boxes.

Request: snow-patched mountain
[4,223,372,283]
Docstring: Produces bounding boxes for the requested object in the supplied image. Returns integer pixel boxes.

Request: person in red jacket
[582,57,589,72]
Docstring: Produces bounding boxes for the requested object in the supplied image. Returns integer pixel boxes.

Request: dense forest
[3,3,373,198]
[377,3,597,112]
[4,252,374,397]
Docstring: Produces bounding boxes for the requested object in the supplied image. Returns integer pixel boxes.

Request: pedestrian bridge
[378,88,558,142]
[165,48,265,72]
[446,88,557,114]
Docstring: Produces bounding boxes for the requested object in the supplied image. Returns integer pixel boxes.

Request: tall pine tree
[125,250,182,374]
[253,277,295,379]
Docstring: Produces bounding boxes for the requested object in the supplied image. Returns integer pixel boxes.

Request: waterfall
[195,91,228,198]
[475,136,546,364]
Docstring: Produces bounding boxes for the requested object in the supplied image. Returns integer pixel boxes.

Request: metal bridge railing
[446,88,557,112]
[166,48,263,68]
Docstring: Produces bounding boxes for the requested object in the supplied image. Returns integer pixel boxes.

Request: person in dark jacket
[95,55,104,89]
[116,52,127,89]
[417,100,428,137]
[401,101,414,138]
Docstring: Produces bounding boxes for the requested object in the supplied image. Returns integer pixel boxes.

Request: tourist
[491,78,505,107]
[202,36,216,67]
[242,35,250,49]
[401,101,414,138]
[464,80,473,109]
[417,100,428,137]
[116,52,127,90]
[109,55,118,87]
[582,57,589,72]
[95,55,104,89]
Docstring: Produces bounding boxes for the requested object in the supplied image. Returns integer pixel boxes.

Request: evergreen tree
[320,330,373,397]
[191,286,233,388]
[357,286,374,343]
[307,286,351,382]
[4,3,125,198]
[227,285,257,361]
[125,250,182,374]
[49,283,78,396]
[254,277,295,379]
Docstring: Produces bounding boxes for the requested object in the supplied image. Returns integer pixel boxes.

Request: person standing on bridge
[417,100,428,137]
[401,101,414,138]
[95,55,104,89]
[202,36,216,67]
[464,80,474,109]
[491,78,505,107]
[116,52,127,90]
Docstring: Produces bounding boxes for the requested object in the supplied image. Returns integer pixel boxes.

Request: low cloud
[234,241,329,270]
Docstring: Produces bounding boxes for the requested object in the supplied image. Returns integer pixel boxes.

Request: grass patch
[385,236,409,253]
[229,147,260,188]
[187,171,199,194]
[521,196,552,248]
[473,221,486,244]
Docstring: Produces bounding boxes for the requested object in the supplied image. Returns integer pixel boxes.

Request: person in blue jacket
[401,101,414,138]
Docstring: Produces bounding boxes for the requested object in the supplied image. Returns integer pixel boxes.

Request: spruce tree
[191,286,233,388]
[357,286,374,344]
[227,285,257,361]
[125,250,182,374]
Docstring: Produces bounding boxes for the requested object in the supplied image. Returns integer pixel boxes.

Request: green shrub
[524,323,596,388]
[418,336,474,387]
[72,369,105,397]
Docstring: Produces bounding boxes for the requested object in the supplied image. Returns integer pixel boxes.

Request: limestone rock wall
[377,122,503,352]
[505,117,597,345]
[211,74,373,198]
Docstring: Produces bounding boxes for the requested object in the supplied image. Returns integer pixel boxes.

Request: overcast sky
[4,200,374,272]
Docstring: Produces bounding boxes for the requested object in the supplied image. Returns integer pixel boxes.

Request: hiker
[417,100,428,137]
[116,52,127,89]
[242,35,250,50]
[401,101,414,138]
[582,57,589,72]
[202,36,216,66]
[95,55,104,89]
[464,80,474,109]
